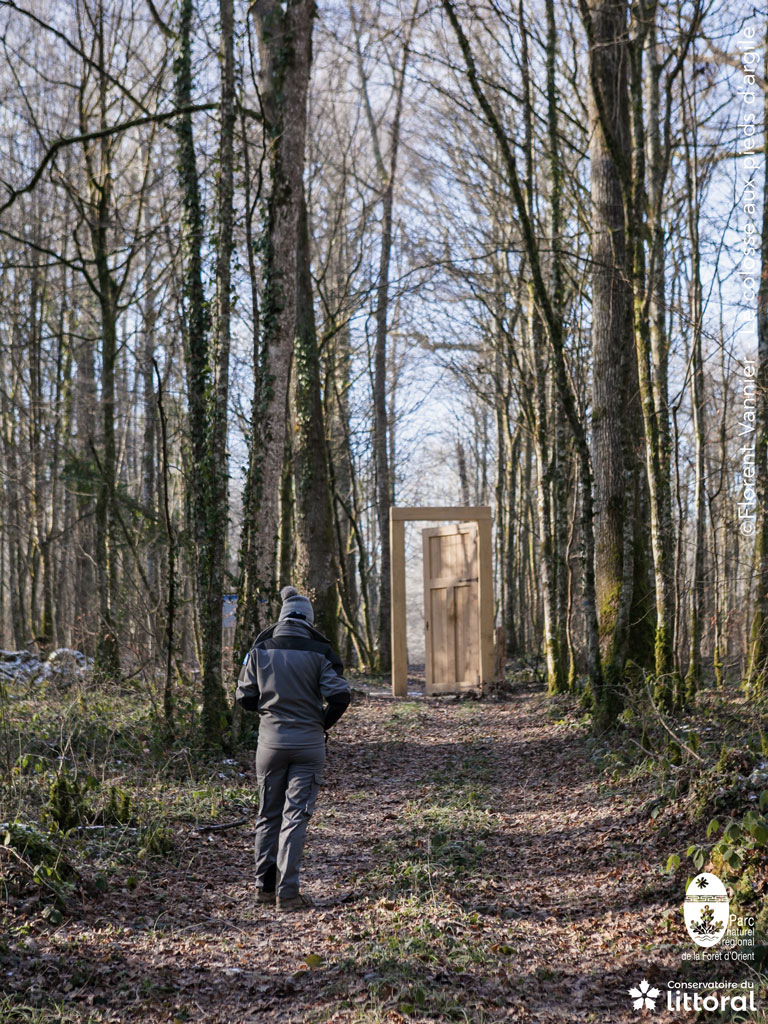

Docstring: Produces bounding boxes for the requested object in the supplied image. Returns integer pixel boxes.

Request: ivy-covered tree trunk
[582,0,695,709]
[325,276,365,663]
[72,326,98,654]
[532,351,567,694]
[683,86,705,701]
[91,233,121,680]
[627,13,679,709]
[239,0,315,638]
[516,0,567,696]
[1,340,27,648]
[173,0,227,743]
[82,5,121,680]
[201,0,236,733]
[372,171,394,671]
[174,0,208,584]
[443,0,604,710]
[50,280,72,648]
[291,194,338,641]
[27,256,55,648]
[233,89,264,697]
[503,419,521,656]
[644,15,676,684]
[544,0,570,693]
[278,433,295,589]
[140,177,159,665]
[582,0,635,723]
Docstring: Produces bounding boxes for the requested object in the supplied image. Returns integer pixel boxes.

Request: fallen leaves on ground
[0,685,755,1022]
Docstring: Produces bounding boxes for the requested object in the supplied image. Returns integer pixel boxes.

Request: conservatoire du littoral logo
[683,872,729,947]
[628,979,660,1011]
[626,980,757,1015]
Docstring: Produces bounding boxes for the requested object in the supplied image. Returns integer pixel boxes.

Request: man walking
[236,585,350,912]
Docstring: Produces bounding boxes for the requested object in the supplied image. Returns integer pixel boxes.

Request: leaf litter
[1,687,753,1022]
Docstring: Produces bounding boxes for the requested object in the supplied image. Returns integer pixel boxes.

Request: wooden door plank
[477,516,494,687]
[426,574,478,589]
[390,515,407,696]
[431,587,452,692]
[447,586,457,686]
[422,528,434,694]
[391,505,492,521]
[422,522,478,537]
[454,583,469,684]
[418,514,491,694]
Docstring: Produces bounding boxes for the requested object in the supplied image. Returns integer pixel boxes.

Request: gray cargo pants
[254,743,324,899]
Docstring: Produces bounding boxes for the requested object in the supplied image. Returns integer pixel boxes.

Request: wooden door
[422,523,480,694]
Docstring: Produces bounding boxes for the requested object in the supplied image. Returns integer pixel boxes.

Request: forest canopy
[0,0,764,740]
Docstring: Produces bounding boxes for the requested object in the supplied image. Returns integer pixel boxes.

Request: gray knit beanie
[278,585,314,624]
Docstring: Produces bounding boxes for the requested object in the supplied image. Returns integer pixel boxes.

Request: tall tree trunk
[141,181,159,664]
[239,0,315,638]
[531,314,566,694]
[292,194,339,641]
[279,434,295,588]
[79,1,121,679]
[545,0,573,679]
[504,419,521,656]
[521,431,535,654]
[73,329,98,654]
[51,274,72,647]
[519,0,566,694]
[372,168,395,672]
[154,360,177,732]
[92,245,120,678]
[198,0,236,738]
[582,0,635,723]
[325,279,363,662]
[443,0,604,707]
[1,360,26,647]
[173,0,230,743]
[174,0,209,644]
[683,73,706,700]
[233,90,263,715]
[352,3,414,671]
[28,252,54,647]
[644,13,675,683]
[626,7,678,707]
[708,361,728,687]
[493,354,509,653]
[580,0,693,712]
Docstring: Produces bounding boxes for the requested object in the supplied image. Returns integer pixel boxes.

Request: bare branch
[0,104,216,215]
[145,0,173,39]
[0,0,157,115]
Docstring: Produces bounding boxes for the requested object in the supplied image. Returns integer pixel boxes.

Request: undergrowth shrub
[670,796,768,905]
[0,671,211,920]
[47,770,90,831]
[100,785,132,826]
[1,821,80,909]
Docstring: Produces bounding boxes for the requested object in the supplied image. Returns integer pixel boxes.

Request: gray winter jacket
[236,618,350,748]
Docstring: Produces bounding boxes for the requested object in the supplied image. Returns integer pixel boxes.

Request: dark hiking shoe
[276,893,313,913]
[256,889,276,905]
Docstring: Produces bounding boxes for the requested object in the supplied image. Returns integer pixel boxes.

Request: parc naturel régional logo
[683,872,728,947]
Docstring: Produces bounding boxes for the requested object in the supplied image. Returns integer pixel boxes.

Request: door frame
[389,506,493,697]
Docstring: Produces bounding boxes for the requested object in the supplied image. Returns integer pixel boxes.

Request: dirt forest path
[21,685,724,1023]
